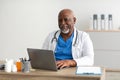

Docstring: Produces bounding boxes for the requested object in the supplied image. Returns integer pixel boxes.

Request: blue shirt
[55,33,74,61]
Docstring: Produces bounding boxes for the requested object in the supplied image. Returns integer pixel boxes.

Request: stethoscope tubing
[51,30,78,46]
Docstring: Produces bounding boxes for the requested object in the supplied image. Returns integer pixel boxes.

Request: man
[42,9,94,69]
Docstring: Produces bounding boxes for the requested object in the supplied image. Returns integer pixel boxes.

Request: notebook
[27,48,58,71]
[76,66,102,75]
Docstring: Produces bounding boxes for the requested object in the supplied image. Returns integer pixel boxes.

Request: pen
[24,57,27,61]
[28,58,31,61]
[19,58,23,62]
[82,73,94,75]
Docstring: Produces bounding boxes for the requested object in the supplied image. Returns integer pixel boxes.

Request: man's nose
[61,20,66,25]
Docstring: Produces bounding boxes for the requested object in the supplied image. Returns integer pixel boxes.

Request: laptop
[27,48,58,71]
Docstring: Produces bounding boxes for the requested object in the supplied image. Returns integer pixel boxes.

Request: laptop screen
[27,48,58,71]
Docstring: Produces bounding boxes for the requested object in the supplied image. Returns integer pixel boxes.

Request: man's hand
[56,60,77,69]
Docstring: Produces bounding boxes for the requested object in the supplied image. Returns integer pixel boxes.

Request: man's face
[58,11,76,34]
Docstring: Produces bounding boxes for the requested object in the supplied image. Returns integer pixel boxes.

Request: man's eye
[59,19,62,22]
[64,18,69,21]
[58,18,71,22]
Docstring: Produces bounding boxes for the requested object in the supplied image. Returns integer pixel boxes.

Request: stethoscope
[51,30,78,46]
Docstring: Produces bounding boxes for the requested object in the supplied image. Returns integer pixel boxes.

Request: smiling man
[42,9,94,69]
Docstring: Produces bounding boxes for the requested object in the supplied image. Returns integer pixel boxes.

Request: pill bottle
[16,60,22,72]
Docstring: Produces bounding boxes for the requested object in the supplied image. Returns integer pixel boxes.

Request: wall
[0,0,120,68]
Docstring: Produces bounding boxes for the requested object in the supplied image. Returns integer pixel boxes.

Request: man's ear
[73,17,76,23]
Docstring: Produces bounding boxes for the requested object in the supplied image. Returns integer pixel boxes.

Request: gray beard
[61,29,70,34]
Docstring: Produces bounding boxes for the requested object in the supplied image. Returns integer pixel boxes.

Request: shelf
[85,30,120,32]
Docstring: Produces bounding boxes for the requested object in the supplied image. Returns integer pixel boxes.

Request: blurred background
[0,0,120,69]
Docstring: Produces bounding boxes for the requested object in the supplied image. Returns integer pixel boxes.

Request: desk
[0,67,105,80]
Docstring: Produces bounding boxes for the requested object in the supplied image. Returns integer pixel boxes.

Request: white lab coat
[42,28,94,66]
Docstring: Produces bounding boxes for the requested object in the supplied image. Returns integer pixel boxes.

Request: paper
[76,66,102,75]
